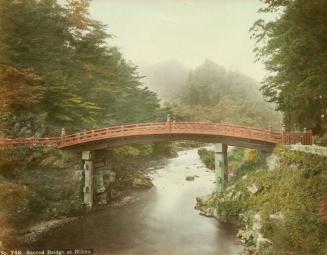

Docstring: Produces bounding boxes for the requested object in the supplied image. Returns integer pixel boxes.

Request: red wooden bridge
[0,122,313,152]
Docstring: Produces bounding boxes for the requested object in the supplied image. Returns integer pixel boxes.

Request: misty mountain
[180,59,262,106]
[139,60,189,101]
[166,59,281,129]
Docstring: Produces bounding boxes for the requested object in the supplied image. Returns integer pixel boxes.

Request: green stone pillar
[82,151,94,208]
[215,143,228,193]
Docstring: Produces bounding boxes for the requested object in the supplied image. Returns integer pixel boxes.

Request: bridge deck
[0,122,313,151]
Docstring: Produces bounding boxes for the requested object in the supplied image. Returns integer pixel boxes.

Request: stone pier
[82,151,94,208]
[82,150,116,209]
[214,143,228,193]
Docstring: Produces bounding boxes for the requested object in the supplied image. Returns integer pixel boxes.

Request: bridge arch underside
[61,133,276,152]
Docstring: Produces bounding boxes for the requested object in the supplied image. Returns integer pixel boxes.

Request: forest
[0,0,326,254]
[0,0,167,139]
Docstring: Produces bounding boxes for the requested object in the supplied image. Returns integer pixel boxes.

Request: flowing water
[30,148,242,255]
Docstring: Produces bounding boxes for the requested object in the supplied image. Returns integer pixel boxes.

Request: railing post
[61,128,66,143]
[303,128,307,145]
[166,114,172,133]
[281,124,287,145]
[310,130,316,145]
[307,129,313,145]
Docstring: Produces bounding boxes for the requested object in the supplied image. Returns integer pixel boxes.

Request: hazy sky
[71,0,268,81]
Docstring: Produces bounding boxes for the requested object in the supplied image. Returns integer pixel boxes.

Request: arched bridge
[0,122,313,152]
[0,121,313,208]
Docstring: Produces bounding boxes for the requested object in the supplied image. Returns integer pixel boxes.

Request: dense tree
[172,60,281,129]
[251,0,327,134]
[0,0,164,137]
[0,64,45,137]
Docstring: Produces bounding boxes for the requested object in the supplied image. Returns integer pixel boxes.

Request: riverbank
[197,146,327,254]
[0,142,177,249]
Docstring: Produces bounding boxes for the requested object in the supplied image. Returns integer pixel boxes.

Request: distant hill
[139,60,189,101]
[179,59,262,106]
[166,59,282,129]
[139,59,281,129]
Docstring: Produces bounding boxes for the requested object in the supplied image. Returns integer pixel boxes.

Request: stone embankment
[286,144,327,157]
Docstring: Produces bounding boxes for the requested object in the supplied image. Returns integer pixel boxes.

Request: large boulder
[132,176,153,189]
[247,183,259,195]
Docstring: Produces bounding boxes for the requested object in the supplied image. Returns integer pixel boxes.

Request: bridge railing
[282,131,313,145]
[60,122,168,146]
[171,122,283,143]
[0,122,313,149]
[0,137,60,149]
[59,122,284,148]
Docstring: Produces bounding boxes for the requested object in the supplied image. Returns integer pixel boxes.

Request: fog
[76,0,268,81]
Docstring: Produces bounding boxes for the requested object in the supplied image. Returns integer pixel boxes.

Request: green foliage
[217,199,243,224]
[233,158,260,182]
[197,148,215,170]
[251,0,327,134]
[197,147,258,180]
[213,148,327,254]
[169,60,281,129]
[0,146,78,179]
[228,147,245,162]
[180,60,260,106]
[0,180,36,227]
[0,1,172,234]
[0,0,163,135]
[152,142,174,156]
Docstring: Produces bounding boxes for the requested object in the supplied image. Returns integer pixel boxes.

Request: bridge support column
[215,144,228,193]
[82,151,94,208]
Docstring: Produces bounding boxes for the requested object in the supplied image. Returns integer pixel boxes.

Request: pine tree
[251,0,327,134]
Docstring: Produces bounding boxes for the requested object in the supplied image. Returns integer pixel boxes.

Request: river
[30,148,242,255]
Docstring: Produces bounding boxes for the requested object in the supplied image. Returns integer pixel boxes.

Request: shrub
[0,180,36,227]
[197,148,215,170]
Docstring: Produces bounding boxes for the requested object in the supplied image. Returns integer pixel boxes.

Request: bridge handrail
[66,122,279,136]
[60,123,166,143]
[59,122,283,147]
[0,122,312,149]
[0,137,60,146]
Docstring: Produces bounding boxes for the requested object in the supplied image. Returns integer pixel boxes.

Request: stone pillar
[223,145,228,183]
[94,150,109,205]
[215,143,228,193]
[166,114,172,132]
[61,128,66,142]
[82,151,94,208]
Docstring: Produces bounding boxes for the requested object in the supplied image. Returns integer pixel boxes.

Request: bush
[228,147,245,161]
[197,148,215,170]
[0,180,36,227]
[217,200,243,224]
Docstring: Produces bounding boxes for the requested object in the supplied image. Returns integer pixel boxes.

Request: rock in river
[186,176,195,181]
[132,176,153,189]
